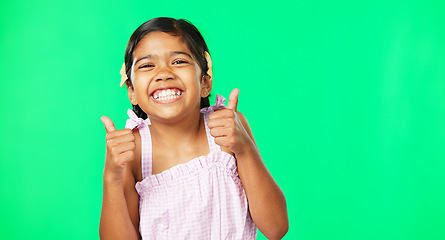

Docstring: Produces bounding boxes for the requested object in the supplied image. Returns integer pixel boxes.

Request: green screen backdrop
[1,0,445,239]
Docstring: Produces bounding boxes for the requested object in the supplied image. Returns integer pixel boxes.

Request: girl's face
[128,31,210,123]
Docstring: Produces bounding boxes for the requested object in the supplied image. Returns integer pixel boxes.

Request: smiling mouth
[151,88,183,103]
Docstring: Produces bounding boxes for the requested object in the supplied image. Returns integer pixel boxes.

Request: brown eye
[140,64,154,69]
[173,60,188,65]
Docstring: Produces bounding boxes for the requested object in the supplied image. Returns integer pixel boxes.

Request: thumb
[227,88,239,111]
[101,116,116,133]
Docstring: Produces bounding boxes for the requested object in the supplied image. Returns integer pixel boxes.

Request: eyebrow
[171,51,193,59]
[134,55,153,65]
[134,51,194,65]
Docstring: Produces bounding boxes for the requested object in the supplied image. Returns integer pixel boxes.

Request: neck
[148,109,205,146]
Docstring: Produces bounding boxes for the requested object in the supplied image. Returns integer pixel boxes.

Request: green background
[1,0,444,239]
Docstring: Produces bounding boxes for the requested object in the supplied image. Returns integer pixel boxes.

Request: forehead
[133,31,191,58]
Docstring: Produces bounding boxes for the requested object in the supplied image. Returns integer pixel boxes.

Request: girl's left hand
[208,89,254,155]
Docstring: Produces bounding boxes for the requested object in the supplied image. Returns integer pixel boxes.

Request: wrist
[233,140,257,159]
[103,169,124,186]
[103,177,123,187]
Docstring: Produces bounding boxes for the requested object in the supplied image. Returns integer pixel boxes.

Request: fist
[101,116,136,183]
[208,89,253,155]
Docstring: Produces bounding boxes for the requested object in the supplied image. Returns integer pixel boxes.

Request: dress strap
[201,95,227,153]
[125,109,152,178]
[203,113,221,153]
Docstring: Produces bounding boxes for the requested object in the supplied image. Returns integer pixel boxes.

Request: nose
[154,66,174,82]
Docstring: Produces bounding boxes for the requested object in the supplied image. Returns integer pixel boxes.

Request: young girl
[99,17,288,239]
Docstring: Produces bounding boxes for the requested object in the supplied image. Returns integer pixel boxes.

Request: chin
[148,108,193,123]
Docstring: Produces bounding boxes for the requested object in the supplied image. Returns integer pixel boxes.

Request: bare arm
[99,116,140,240]
[100,175,140,239]
[208,89,288,239]
[236,113,288,239]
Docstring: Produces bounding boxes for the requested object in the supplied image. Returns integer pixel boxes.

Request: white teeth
[153,89,182,100]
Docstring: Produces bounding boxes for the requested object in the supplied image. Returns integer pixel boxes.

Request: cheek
[176,68,202,88]
[132,71,145,84]
[133,70,152,85]
[192,76,203,91]
[192,69,203,88]
[132,76,149,96]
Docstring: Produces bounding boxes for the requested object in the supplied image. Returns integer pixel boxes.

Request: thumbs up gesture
[101,116,136,183]
[208,89,253,155]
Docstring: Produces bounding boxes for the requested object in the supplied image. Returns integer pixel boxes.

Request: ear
[127,85,138,105]
[201,51,213,98]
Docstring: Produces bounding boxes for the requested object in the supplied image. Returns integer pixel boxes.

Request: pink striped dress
[125,95,257,239]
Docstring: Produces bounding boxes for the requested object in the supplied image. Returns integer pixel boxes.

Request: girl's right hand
[100,116,136,184]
